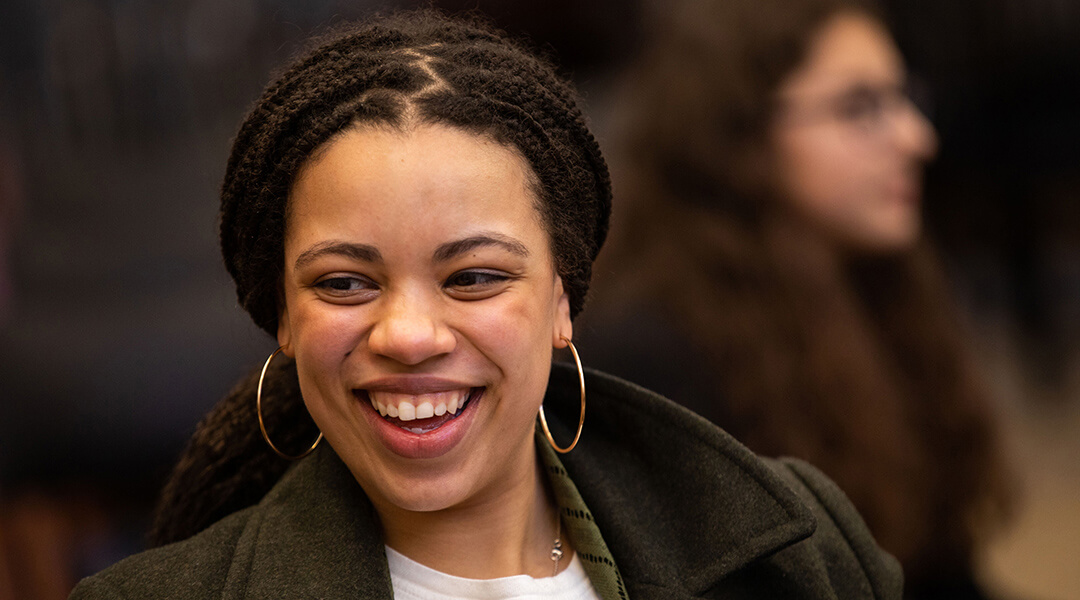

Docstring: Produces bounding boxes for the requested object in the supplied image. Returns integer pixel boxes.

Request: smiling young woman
[279,125,571,574]
[70,9,902,599]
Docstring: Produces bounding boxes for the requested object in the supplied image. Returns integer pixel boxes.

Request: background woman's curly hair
[592,0,1012,589]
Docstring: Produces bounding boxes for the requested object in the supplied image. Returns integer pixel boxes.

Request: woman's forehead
[285,124,548,253]
[780,13,903,96]
[293,123,537,200]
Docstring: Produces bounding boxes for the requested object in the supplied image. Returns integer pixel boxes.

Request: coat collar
[544,362,817,597]
[230,445,393,598]
[227,363,816,598]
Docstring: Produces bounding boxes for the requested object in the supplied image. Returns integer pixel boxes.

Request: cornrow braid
[152,9,611,546]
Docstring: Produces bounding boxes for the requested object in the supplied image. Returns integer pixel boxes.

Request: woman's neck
[375,446,568,580]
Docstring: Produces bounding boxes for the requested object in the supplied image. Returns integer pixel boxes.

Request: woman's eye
[835,88,887,124]
[445,270,510,293]
[312,275,378,299]
[833,84,908,130]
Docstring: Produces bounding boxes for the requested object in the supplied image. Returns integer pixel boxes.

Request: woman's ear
[552,276,573,348]
[277,306,294,357]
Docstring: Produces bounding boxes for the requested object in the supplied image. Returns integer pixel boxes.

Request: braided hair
[150,10,611,546]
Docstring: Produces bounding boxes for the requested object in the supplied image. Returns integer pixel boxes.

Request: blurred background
[0,0,1077,598]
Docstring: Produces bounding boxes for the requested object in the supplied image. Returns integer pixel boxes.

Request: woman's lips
[352,387,483,459]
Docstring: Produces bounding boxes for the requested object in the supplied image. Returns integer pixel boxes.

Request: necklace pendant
[551,539,564,562]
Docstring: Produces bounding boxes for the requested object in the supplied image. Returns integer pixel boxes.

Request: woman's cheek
[295,301,367,353]
[472,293,552,356]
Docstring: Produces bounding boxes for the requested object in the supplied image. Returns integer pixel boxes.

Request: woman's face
[770,12,938,254]
[278,124,572,514]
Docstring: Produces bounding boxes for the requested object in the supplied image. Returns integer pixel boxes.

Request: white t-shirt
[385,545,602,600]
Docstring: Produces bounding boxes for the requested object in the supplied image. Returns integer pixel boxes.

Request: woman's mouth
[360,388,481,434]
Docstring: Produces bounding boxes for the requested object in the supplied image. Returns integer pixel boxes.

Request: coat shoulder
[68,506,256,600]
[764,457,904,599]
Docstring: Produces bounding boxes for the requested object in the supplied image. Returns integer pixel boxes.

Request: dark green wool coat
[70,364,902,599]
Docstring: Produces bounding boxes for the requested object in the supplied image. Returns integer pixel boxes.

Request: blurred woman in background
[583,0,1012,597]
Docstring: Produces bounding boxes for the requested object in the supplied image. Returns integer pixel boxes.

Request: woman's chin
[828,211,922,257]
[362,463,483,514]
[384,485,469,514]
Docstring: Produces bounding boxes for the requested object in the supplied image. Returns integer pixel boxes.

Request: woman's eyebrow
[294,241,382,271]
[433,233,530,262]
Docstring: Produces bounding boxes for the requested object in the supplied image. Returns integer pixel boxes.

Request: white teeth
[407,427,424,434]
[367,389,471,422]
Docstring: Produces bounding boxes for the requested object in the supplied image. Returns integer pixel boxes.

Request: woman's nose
[893,100,939,162]
[367,291,456,365]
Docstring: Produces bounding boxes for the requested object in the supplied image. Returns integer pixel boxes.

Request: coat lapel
[546,363,818,597]
[225,446,393,599]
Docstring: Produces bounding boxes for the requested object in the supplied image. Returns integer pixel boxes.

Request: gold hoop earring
[257,346,323,460]
[539,336,585,454]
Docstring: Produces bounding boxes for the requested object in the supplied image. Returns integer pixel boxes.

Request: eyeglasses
[775,79,933,135]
